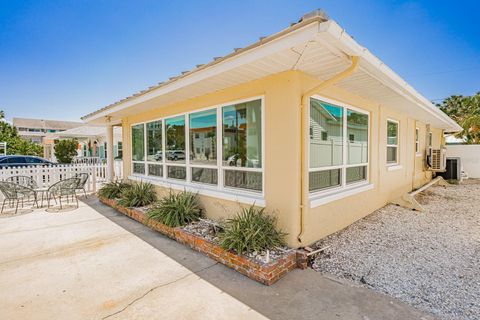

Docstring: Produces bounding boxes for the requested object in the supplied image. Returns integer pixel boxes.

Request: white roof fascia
[83,22,320,123]
[83,17,460,132]
[318,20,461,132]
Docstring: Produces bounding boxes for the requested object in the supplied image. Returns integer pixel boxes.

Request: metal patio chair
[0,181,39,214]
[74,173,89,198]
[6,175,38,189]
[47,177,81,209]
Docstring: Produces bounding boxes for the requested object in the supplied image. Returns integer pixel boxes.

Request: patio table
[34,187,49,208]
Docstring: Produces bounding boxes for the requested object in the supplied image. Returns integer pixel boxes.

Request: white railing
[0,163,108,193]
[72,156,103,165]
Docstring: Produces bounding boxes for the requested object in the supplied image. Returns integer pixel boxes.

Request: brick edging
[99,197,298,285]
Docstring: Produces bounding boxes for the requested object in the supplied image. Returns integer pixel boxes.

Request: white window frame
[129,96,265,205]
[386,119,399,165]
[131,123,147,175]
[146,119,165,179]
[117,141,123,158]
[415,127,421,156]
[308,95,371,199]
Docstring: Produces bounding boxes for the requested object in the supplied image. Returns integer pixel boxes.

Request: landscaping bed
[311,182,480,320]
[99,197,298,285]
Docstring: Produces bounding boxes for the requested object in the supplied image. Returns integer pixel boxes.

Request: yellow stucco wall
[119,70,444,248]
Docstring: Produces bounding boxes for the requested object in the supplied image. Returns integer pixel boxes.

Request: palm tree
[437,93,480,144]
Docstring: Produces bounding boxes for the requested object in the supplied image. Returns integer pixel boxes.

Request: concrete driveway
[0,203,265,320]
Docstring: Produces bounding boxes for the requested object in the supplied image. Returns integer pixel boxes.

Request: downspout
[297,55,359,243]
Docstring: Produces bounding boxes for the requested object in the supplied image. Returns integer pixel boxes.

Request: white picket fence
[0,163,108,193]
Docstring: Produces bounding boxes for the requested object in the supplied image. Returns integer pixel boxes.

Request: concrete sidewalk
[0,198,435,320]
[0,203,265,320]
[86,198,436,320]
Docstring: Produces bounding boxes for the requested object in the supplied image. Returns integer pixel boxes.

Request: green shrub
[54,139,79,163]
[118,181,156,207]
[219,206,286,254]
[147,191,201,227]
[98,181,132,199]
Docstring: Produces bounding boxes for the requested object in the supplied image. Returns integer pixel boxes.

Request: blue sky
[1,0,479,121]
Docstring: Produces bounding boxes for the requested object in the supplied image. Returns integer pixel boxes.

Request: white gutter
[83,16,461,132]
[318,20,461,132]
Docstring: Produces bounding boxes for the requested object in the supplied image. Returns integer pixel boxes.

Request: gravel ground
[311,182,480,320]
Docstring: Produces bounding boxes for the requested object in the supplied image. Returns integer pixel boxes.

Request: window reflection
[147,120,162,162]
[165,116,186,163]
[222,100,262,168]
[132,124,145,161]
[190,109,216,165]
[309,100,343,168]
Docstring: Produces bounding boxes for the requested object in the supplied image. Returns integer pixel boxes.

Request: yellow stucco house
[83,10,460,248]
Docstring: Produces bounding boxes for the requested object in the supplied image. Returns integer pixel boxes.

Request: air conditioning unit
[439,157,463,181]
[428,146,447,172]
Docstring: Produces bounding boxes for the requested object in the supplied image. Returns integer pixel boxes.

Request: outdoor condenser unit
[428,146,447,172]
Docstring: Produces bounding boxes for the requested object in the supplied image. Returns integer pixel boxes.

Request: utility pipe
[297,55,359,243]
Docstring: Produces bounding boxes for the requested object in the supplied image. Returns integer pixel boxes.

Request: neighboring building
[82,10,461,248]
[445,134,465,145]
[13,117,83,144]
[43,125,122,162]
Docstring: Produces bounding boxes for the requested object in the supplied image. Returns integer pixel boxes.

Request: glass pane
[222,99,262,168]
[309,169,341,192]
[346,166,367,184]
[190,109,217,165]
[387,121,398,145]
[165,116,186,163]
[147,120,162,162]
[132,124,145,161]
[167,166,186,180]
[309,98,343,168]
[224,170,262,191]
[148,163,163,177]
[347,110,368,165]
[133,162,145,175]
[415,129,419,152]
[192,167,218,185]
[387,146,397,163]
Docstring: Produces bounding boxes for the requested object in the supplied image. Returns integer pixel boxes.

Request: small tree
[54,139,78,163]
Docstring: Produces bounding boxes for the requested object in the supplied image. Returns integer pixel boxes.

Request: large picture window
[130,97,263,194]
[132,124,145,174]
[222,99,262,191]
[147,120,163,177]
[132,124,145,161]
[165,115,186,180]
[190,109,218,185]
[190,109,216,165]
[309,97,369,193]
[387,120,399,164]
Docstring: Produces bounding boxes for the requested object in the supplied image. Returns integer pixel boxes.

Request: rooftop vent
[299,9,329,23]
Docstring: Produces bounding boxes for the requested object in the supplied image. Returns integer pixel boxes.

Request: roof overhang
[45,125,122,140]
[82,13,461,132]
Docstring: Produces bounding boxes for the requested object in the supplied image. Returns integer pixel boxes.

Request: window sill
[128,175,266,207]
[386,164,403,171]
[310,183,374,208]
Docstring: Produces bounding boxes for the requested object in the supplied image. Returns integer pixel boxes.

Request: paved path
[86,198,435,320]
[0,198,435,320]
[0,203,265,320]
